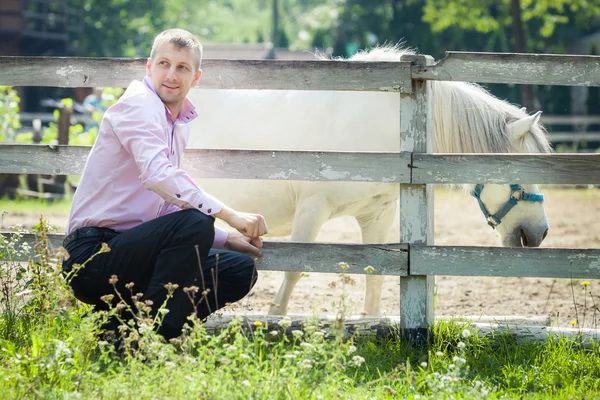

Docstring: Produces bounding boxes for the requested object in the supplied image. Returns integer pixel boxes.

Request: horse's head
[469,111,550,247]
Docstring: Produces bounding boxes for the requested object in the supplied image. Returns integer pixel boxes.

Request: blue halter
[471,184,545,228]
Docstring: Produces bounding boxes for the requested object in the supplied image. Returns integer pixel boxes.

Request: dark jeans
[62,209,257,339]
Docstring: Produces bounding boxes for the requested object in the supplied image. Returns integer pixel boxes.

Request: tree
[423,0,600,110]
[71,0,169,58]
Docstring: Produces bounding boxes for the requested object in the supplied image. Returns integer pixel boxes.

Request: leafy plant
[0,86,22,143]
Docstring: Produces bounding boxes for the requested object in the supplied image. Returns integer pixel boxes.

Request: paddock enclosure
[1,51,599,343]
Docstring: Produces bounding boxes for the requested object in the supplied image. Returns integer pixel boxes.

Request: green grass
[1,218,600,399]
[0,196,72,215]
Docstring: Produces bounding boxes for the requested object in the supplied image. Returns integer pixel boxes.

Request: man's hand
[224,230,263,256]
[215,206,268,239]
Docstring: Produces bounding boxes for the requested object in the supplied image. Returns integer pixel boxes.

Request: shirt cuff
[195,192,225,217]
[213,227,229,249]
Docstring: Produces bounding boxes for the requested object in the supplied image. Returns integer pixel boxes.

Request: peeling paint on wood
[0,57,413,92]
[411,246,600,279]
[413,51,600,87]
[0,145,412,183]
[3,233,408,275]
[399,55,435,333]
[412,153,600,184]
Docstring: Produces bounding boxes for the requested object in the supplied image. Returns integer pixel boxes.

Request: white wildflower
[457,341,466,349]
[461,329,471,338]
[242,380,251,387]
[292,330,303,339]
[241,354,251,360]
[138,323,153,335]
[347,345,357,354]
[165,361,176,368]
[298,359,313,369]
[158,308,170,315]
[352,355,365,367]
[283,354,297,359]
[363,265,375,274]
[420,361,428,368]
[278,317,292,328]
[300,342,315,350]
[55,341,72,357]
[453,355,466,365]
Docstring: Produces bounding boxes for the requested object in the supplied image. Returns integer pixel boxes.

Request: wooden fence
[1,51,600,344]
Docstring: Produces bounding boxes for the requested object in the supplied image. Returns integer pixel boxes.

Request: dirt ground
[4,186,600,328]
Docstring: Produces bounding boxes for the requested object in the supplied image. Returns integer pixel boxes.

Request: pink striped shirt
[67,76,229,248]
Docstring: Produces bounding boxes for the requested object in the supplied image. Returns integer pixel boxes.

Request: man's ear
[146,58,152,75]
[192,69,202,86]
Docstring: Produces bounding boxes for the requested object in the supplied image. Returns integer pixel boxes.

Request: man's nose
[166,66,177,79]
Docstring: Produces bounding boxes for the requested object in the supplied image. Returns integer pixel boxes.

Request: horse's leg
[356,201,398,316]
[268,196,331,315]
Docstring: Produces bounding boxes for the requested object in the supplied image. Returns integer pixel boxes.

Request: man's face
[146,42,202,112]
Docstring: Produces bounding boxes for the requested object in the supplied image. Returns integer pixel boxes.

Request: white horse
[186,46,552,316]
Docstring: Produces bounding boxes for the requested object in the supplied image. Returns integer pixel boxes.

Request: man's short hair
[150,29,203,71]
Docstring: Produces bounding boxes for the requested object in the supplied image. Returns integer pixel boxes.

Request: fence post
[57,104,71,145]
[46,104,71,197]
[399,54,435,346]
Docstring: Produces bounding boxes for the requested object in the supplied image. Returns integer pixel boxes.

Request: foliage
[71,0,169,58]
[422,0,600,52]
[0,87,22,143]
[0,219,599,398]
[423,0,600,38]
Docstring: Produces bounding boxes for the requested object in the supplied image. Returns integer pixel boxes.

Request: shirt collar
[142,75,198,123]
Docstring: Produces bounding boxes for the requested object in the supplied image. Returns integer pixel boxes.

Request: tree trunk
[266,0,279,59]
[510,0,534,111]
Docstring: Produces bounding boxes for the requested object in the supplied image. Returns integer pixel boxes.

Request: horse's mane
[331,45,552,155]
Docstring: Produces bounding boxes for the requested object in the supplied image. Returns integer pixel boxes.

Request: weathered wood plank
[547,132,600,142]
[4,144,598,184]
[436,315,551,326]
[0,144,411,183]
[542,115,600,125]
[0,144,89,175]
[0,232,65,261]
[399,55,435,342]
[472,325,600,347]
[252,241,408,275]
[182,149,411,182]
[413,51,600,87]
[0,56,413,92]
[411,246,600,279]
[1,233,408,275]
[203,315,599,346]
[412,153,600,184]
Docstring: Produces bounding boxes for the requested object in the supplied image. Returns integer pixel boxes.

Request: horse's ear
[508,111,542,141]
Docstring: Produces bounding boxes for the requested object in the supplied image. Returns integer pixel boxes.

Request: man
[82,87,106,132]
[62,29,268,340]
